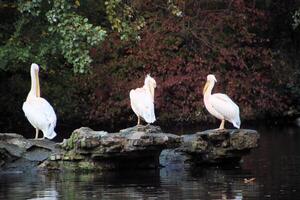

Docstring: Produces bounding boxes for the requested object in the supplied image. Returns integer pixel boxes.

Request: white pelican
[203,74,241,129]
[22,63,57,139]
[130,74,156,125]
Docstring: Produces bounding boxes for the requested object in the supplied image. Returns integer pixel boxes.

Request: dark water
[1,125,300,200]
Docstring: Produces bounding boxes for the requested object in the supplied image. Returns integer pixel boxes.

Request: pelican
[203,74,241,129]
[22,63,57,139]
[130,74,156,125]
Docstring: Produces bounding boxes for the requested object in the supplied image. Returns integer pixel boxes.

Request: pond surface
[0,125,300,200]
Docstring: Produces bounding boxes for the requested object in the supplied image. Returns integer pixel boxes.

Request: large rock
[1,127,259,172]
[179,129,259,164]
[0,133,60,172]
[40,125,181,171]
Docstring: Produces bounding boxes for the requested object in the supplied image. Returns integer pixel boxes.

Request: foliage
[0,0,299,131]
[291,8,300,112]
[82,0,289,125]
[105,0,145,41]
[45,0,107,73]
[0,0,146,72]
[167,0,183,17]
[270,1,300,115]
[293,9,300,29]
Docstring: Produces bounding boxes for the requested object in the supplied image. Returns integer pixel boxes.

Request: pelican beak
[203,81,209,95]
[35,69,40,97]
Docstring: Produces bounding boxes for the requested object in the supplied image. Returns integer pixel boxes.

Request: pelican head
[145,74,157,89]
[207,74,217,82]
[31,63,39,72]
[203,74,217,95]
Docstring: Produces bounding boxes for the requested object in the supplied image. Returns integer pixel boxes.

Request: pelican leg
[137,116,141,125]
[36,135,45,140]
[35,128,39,139]
[218,120,225,130]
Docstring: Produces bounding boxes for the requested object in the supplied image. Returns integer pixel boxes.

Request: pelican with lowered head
[130,74,157,125]
[22,63,57,139]
[203,74,241,129]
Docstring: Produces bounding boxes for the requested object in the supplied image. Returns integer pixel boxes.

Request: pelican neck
[27,67,38,99]
[204,81,215,97]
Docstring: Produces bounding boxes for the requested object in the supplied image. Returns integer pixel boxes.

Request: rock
[0,133,60,172]
[1,127,259,172]
[179,129,259,164]
[40,125,181,171]
[295,117,300,127]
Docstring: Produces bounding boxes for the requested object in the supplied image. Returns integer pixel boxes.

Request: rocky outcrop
[0,133,60,172]
[179,129,259,164]
[40,125,181,171]
[0,127,259,172]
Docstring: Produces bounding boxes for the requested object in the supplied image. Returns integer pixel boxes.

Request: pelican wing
[210,93,240,128]
[130,88,156,123]
[22,97,57,139]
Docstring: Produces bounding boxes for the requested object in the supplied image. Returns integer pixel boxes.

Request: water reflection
[0,173,58,200]
[0,165,260,199]
[0,125,300,200]
[242,126,300,200]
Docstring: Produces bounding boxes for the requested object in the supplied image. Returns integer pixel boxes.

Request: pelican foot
[214,127,225,130]
[213,127,226,132]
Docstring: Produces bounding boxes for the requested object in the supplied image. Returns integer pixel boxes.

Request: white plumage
[203,74,241,129]
[130,74,156,125]
[22,63,57,139]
